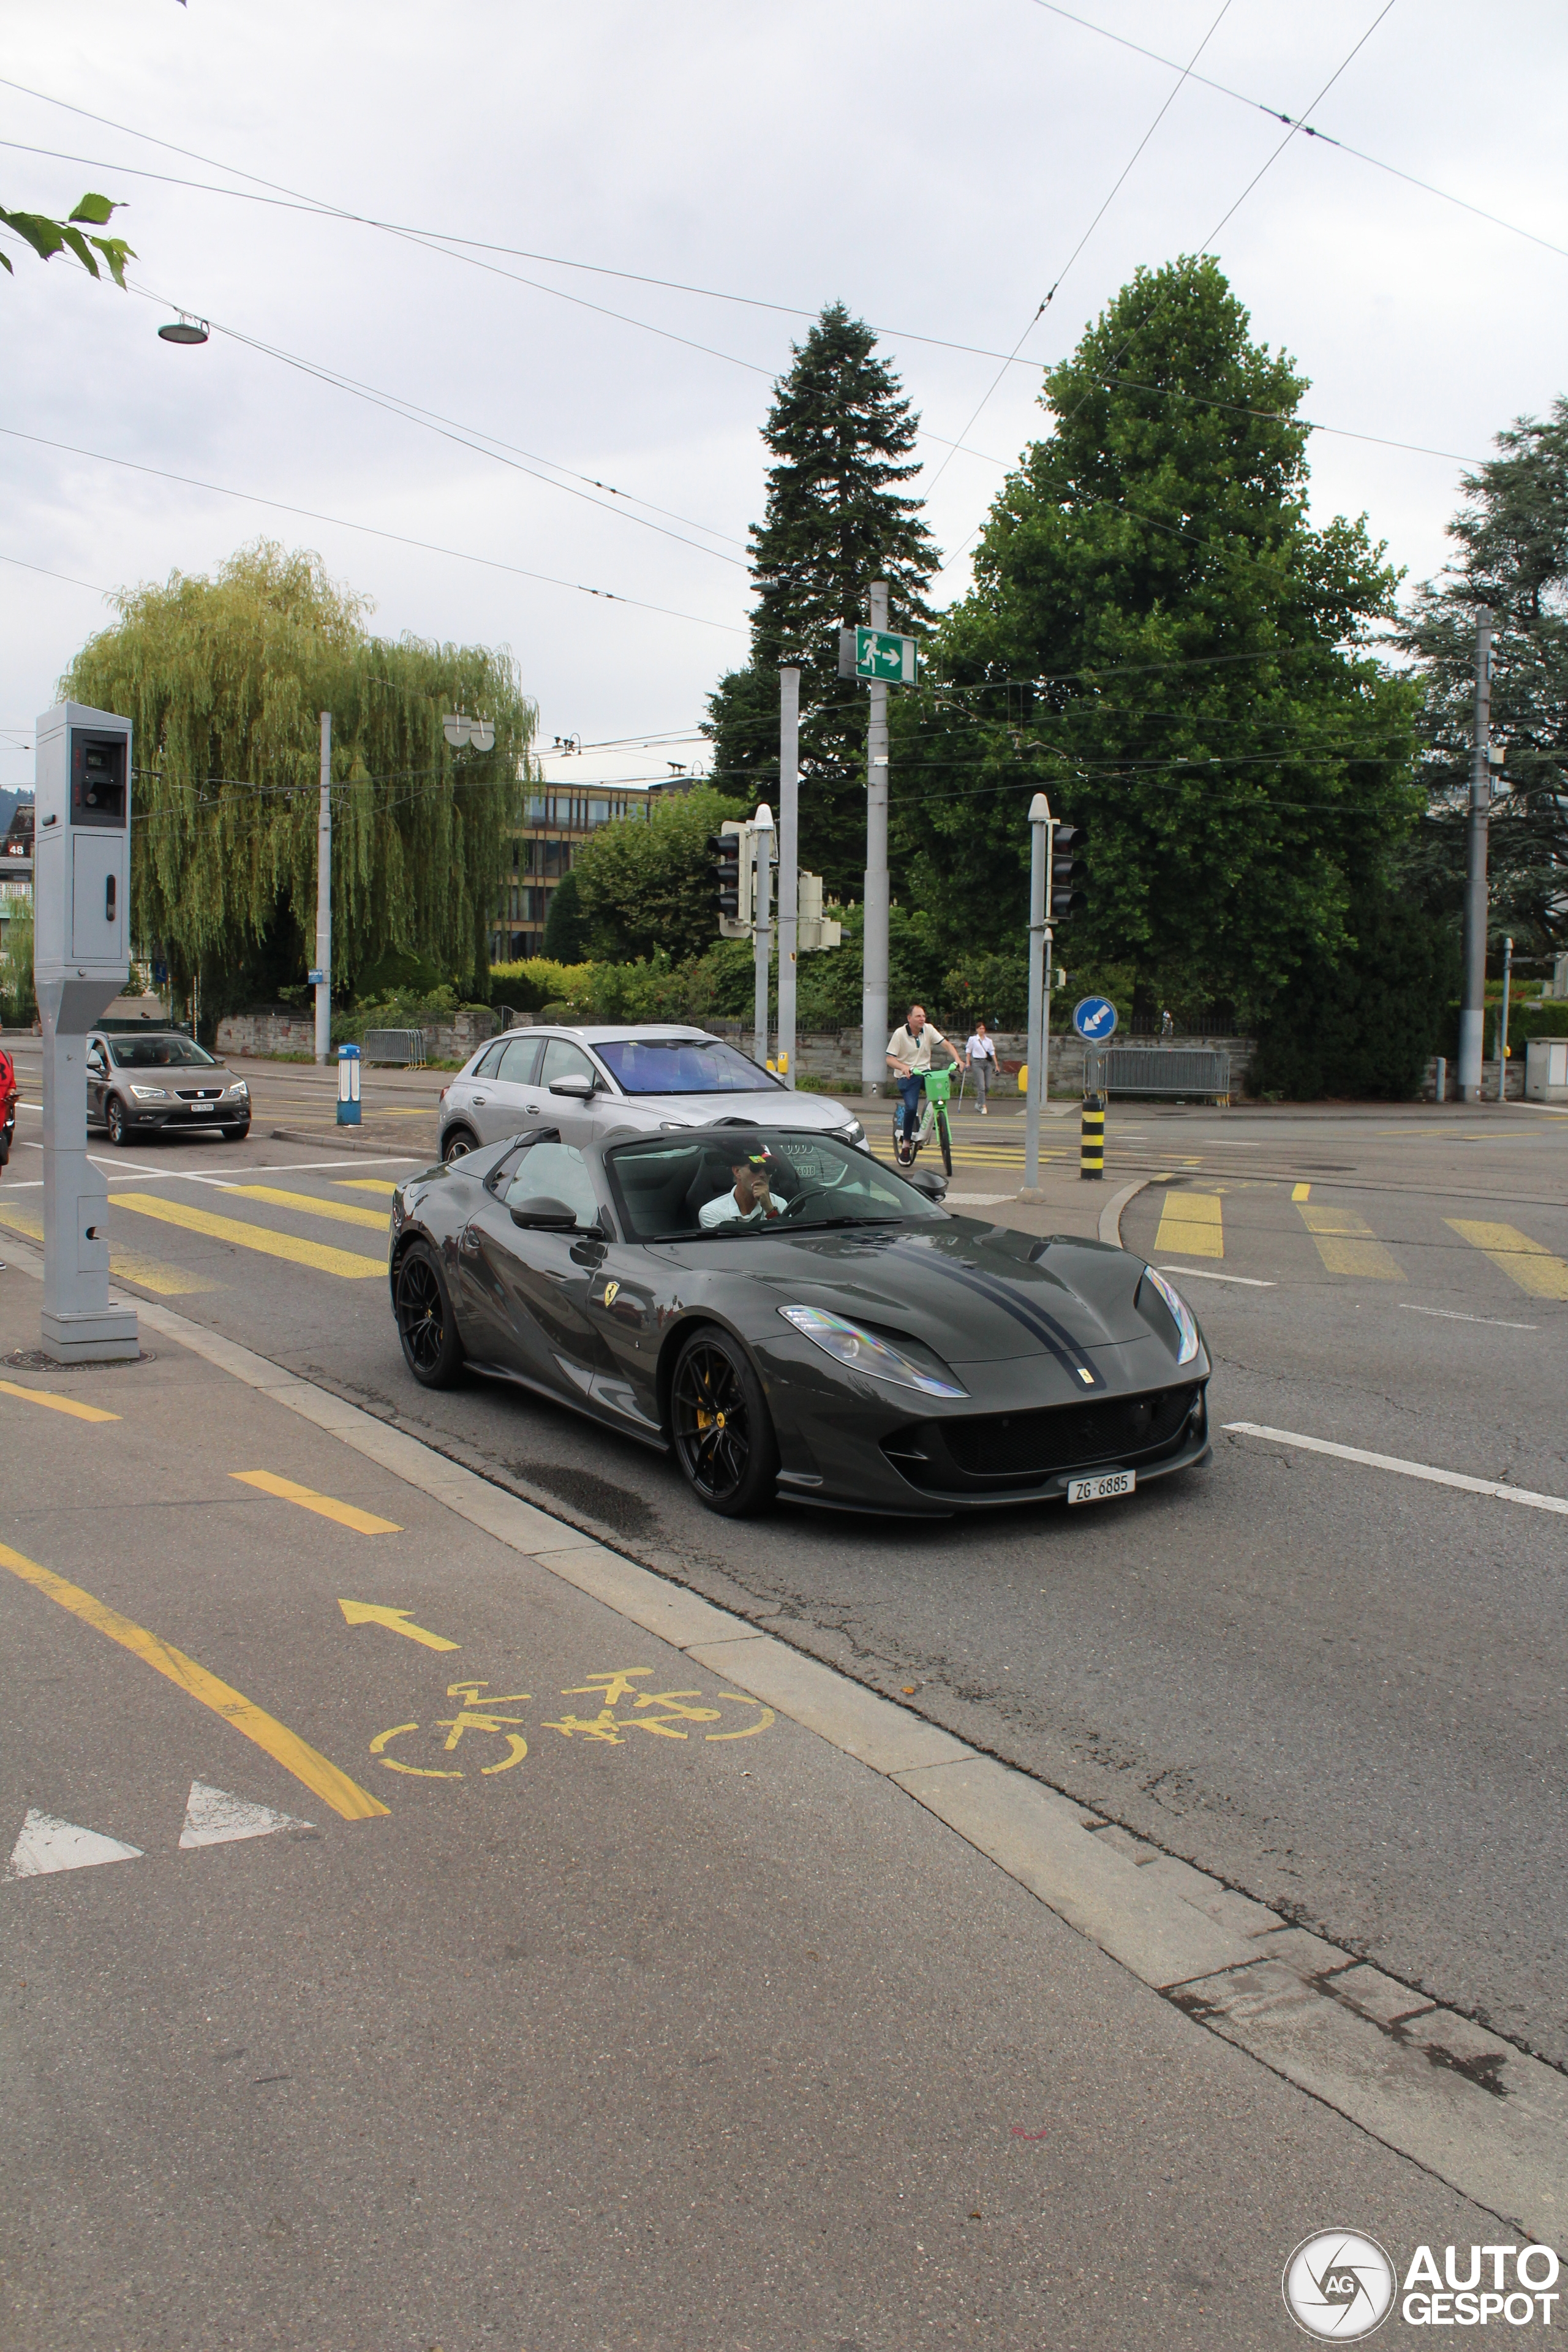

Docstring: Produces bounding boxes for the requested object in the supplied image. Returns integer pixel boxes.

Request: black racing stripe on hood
[893,1242,1104,1388]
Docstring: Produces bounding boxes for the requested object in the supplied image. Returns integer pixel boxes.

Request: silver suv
[437,1023,864,1161]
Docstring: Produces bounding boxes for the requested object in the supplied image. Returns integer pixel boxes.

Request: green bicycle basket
[922,1066,952,1103]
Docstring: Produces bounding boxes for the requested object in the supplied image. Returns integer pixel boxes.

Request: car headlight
[226,1079,249,1098]
[1143,1267,1199,1365]
[778,1303,967,1398]
[129,1084,168,1100]
[835,1118,866,1147]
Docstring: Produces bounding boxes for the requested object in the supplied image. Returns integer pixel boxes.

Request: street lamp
[443,713,495,752]
[157,314,209,345]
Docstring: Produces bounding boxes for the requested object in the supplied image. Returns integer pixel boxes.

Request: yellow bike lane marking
[0,1540,388,1821]
[0,1379,119,1424]
[112,1192,384,1279]
[232,1470,402,1535]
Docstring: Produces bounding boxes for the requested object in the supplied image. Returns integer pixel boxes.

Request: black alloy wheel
[105,1096,130,1147]
[442,1127,476,1164]
[670,1327,778,1518]
[393,1242,466,1387]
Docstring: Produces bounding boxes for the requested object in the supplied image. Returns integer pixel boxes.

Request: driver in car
[699,1147,785,1231]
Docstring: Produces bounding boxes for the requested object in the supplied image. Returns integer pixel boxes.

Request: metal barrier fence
[1084,1046,1231,1104]
[361,1027,427,1068]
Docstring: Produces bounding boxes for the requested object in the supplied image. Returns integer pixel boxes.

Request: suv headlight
[835,1118,866,1147]
[1142,1267,1199,1365]
[779,1303,967,1398]
[129,1084,168,1100]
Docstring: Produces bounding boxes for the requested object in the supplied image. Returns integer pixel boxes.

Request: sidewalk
[0,1248,1520,2347]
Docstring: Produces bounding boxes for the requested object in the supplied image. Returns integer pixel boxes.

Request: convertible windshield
[606,1129,944,1242]
[595,1036,782,1096]
[107,1034,218,1069]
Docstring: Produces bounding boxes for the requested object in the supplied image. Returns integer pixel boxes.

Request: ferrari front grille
[887,1385,1200,1488]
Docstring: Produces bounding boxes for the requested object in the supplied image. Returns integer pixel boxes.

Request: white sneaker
[980,1105,987,1115]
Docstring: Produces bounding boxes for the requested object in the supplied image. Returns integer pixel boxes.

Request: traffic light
[710,823,753,938]
[1050,823,1087,922]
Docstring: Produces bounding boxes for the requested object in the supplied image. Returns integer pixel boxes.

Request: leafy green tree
[1248,872,1459,1098]
[2,193,133,285]
[903,257,1419,1011]
[540,865,587,962]
[61,541,534,1012]
[571,784,744,965]
[1399,396,1568,960]
[704,303,938,896]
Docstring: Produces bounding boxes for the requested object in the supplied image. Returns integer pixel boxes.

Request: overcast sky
[4,0,1566,805]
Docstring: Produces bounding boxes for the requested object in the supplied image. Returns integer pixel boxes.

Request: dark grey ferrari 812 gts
[388,1125,1212,1518]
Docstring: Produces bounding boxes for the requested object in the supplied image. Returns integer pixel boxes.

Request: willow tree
[61,542,535,1008]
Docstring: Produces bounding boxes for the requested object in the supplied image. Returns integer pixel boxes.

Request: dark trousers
[897,1072,925,1142]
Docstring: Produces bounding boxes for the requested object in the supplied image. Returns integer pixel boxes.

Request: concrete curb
[6,1234,1564,2242]
[267,1126,432,1157]
[1097,1175,1150,1246]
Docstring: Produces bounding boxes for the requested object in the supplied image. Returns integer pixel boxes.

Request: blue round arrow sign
[1072,994,1118,1041]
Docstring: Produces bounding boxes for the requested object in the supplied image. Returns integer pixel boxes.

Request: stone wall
[216,1006,498,1065]
[762,1027,1257,1096]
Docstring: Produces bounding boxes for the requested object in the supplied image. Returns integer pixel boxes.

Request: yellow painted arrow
[338,1600,459,1652]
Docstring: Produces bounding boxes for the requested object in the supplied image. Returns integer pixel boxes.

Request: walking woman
[965,1019,998,1115]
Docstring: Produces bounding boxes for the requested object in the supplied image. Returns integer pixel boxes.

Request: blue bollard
[337,1042,362,1126]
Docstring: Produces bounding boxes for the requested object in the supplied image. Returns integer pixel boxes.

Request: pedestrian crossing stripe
[1446,1220,1568,1300]
[337,1178,401,1194]
[112,1193,385,1280]
[221,1183,390,1231]
[1155,1191,1223,1259]
[0,1204,217,1295]
[1298,1203,1404,1280]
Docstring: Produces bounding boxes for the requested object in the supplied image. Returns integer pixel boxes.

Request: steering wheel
[777,1182,842,1222]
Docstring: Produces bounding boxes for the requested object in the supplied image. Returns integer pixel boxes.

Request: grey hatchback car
[86,1027,251,1145]
[437,1023,864,1161]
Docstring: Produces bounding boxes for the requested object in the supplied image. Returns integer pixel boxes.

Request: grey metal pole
[1498,933,1513,1104]
[1458,609,1492,1101]
[860,581,890,1100]
[777,668,799,1088]
[314,709,332,1065]
[1019,791,1051,1202]
[752,805,773,1067]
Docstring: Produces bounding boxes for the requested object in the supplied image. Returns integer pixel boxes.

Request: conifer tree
[704,303,938,895]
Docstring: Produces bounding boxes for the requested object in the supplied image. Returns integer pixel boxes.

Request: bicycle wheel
[937,1104,952,1177]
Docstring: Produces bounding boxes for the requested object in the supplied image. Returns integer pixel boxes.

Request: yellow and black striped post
[1080,1089,1105,1180]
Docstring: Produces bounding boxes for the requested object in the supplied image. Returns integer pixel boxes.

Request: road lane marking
[1446,1218,1568,1300]
[338,1598,456,1648]
[0,1204,219,1296]
[179,1780,311,1849]
[337,1178,401,1194]
[112,1193,385,1278]
[232,1471,402,1535]
[1297,1202,1404,1279]
[0,1378,119,1423]
[6,1809,141,1880]
[0,1541,388,1819]
[1400,1302,1537,1332]
[1154,1190,1223,1258]
[1156,1264,1275,1287]
[1292,1182,1311,1202]
[218,1182,390,1230]
[1223,1423,1568,1517]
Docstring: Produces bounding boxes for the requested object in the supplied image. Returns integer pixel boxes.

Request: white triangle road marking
[179,1780,312,1850]
[6,1808,143,1880]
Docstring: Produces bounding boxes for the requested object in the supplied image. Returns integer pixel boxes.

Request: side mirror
[908,1166,949,1202]
[548,1073,595,1101]
[509,1196,579,1231]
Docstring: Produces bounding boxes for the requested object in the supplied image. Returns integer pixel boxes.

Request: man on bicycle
[886,1005,960,1164]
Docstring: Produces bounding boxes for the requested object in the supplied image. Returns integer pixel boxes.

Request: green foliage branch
[1,192,134,285]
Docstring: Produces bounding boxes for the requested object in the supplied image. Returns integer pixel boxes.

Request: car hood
[619,1089,856,1133]
[676,1216,1172,1367]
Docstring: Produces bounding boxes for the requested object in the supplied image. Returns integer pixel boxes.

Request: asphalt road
[6,1046,1567,2085]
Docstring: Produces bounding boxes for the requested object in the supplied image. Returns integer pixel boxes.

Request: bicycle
[892,1065,954,1178]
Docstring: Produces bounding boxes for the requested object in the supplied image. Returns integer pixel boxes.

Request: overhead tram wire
[0,426,747,638]
[923,0,1236,507]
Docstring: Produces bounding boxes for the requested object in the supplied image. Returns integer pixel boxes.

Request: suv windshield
[595,1036,781,1096]
[606,1130,944,1242]
[107,1035,218,1069]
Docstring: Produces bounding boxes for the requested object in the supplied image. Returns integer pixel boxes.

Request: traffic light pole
[1020,793,1052,1202]
[777,668,799,1088]
[1458,608,1492,1102]
[314,709,332,1065]
[752,806,773,1068]
[860,580,890,1099]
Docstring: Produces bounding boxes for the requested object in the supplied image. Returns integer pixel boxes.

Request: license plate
[190,1102,216,1114]
[1067,1469,1136,1506]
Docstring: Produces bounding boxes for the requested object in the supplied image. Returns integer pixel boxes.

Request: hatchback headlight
[779,1303,967,1398]
[129,1084,168,1100]
[226,1079,249,1098]
[1143,1267,1199,1365]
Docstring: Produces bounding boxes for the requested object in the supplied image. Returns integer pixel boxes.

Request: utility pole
[752,801,774,1069]
[860,580,890,1099]
[1458,609,1492,1102]
[776,668,799,1088]
[314,709,332,1066]
[1019,791,1052,1202]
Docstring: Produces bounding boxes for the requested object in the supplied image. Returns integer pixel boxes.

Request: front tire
[221,1122,251,1143]
[105,1096,130,1147]
[671,1327,778,1518]
[937,1105,952,1178]
[393,1242,466,1388]
[442,1126,477,1164]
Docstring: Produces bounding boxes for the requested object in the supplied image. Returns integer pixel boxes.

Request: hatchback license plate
[1067,1469,1135,1506]
[191,1102,216,1113]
